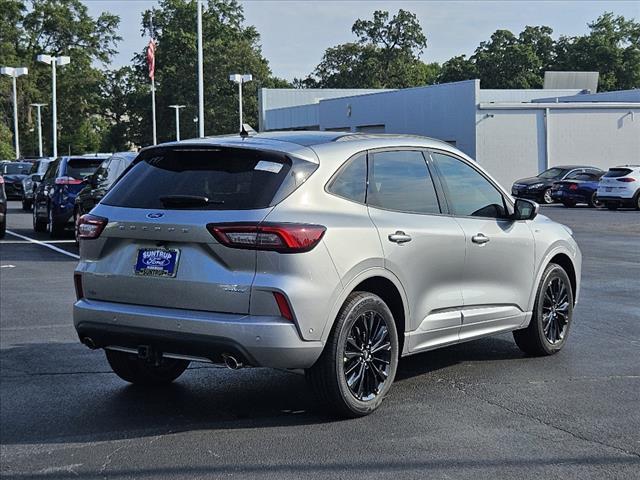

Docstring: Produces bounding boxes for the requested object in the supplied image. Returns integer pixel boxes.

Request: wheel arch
[548,253,577,305]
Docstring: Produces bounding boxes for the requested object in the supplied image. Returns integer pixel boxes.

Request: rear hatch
[598,168,634,195]
[83,145,316,314]
[61,157,105,193]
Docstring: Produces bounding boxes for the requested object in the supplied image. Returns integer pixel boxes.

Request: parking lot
[1,200,638,479]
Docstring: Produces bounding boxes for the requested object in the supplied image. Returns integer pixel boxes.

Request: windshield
[2,163,31,175]
[538,168,568,179]
[65,158,105,179]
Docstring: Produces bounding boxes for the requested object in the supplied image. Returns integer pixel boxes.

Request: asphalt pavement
[1,200,639,479]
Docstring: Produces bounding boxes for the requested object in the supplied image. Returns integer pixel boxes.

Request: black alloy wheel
[343,310,392,402]
[541,277,570,345]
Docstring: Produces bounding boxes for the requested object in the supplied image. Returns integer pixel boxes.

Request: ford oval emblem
[147,212,164,219]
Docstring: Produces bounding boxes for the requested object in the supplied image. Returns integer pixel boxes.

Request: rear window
[604,168,632,178]
[2,163,31,175]
[65,158,104,179]
[102,147,317,210]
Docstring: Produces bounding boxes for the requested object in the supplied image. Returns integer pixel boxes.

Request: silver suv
[74,132,582,417]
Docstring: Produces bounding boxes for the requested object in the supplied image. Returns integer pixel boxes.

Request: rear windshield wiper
[159,195,225,208]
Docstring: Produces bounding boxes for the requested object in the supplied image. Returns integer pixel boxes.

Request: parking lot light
[1,66,29,159]
[37,54,71,158]
[229,73,253,132]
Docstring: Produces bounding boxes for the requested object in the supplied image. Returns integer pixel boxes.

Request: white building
[259,80,640,187]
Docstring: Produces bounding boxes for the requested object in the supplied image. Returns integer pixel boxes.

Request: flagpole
[197,0,205,138]
[151,75,157,145]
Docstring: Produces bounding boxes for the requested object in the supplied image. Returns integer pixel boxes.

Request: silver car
[74,132,582,417]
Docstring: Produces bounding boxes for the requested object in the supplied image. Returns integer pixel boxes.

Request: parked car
[0,161,32,199]
[73,152,137,241]
[0,175,6,238]
[33,154,108,237]
[21,158,53,210]
[550,170,605,207]
[74,132,581,417]
[512,166,604,204]
[596,165,640,210]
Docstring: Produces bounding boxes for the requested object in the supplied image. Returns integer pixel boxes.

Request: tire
[33,204,47,232]
[589,192,602,208]
[21,198,32,211]
[513,263,574,356]
[606,202,618,211]
[306,291,399,418]
[634,191,640,211]
[47,207,64,238]
[105,349,189,386]
[562,201,576,208]
[542,188,554,205]
[73,208,80,244]
[0,219,5,239]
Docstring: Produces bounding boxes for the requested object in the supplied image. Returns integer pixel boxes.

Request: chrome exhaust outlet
[82,337,97,349]
[222,353,243,370]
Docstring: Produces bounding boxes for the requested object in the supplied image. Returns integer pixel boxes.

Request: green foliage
[302,9,437,89]
[436,13,639,91]
[0,122,15,159]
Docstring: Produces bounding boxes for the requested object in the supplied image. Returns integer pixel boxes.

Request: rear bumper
[73,299,324,369]
[595,195,636,206]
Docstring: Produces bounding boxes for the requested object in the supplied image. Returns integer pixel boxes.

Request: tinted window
[327,153,367,203]
[102,147,314,210]
[432,153,507,219]
[106,159,122,185]
[564,170,584,180]
[604,168,632,178]
[64,158,104,179]
[43,160,59,180]
[538,168,568,179]
[2,163,31,175]
[367,150,440,214]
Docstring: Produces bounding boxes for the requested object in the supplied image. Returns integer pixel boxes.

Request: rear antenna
[240,123,257,138]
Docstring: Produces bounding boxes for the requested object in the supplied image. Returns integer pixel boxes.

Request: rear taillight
[616,178,636,182]
[207,223,326,253]
[74,272,84,300]
[273,292,294,321]
[569,184,578,191]
[77,214,108,239]
[0,176,4,185]
[55,176,83,185]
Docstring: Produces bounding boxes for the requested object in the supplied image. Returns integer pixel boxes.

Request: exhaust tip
[82,337,97,349]
[222,353,243,370]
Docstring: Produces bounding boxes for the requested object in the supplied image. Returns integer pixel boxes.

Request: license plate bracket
[134,248,180,277]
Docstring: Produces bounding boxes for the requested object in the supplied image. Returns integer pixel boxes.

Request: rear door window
[367,150,441,214]
[102,146,315,210]
[65,158,104,179]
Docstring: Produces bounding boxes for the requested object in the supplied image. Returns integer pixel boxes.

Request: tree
[303,9,436,89]
[438,55,477,84]
[554,12,640,91]
[0,0,120,156]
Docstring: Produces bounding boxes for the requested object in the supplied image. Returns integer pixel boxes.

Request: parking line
[5,230,80,260]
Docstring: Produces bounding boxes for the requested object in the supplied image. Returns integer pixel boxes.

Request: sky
[84,0,640,81]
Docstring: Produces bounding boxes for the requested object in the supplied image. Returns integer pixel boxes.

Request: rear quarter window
[102,146,317,210]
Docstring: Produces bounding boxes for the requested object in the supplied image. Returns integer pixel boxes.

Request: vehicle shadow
[0,336,523,446]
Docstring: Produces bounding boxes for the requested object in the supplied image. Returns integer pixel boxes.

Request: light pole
[169,105,185,141]
[30,103,46,158]
[37,54,71,158]
[229,74,252,131]
[1,66,29,159]
[196,0,205,138]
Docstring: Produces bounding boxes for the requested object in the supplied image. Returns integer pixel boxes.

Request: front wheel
[542,188,554,205]
[306,292,399,418]
[513,263,574,356]
[105,349,189,385]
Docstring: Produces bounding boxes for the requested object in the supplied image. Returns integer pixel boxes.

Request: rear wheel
[589,192,602,208]
[306,292,399,418]
[21,197,32,211]
[513,263,574,356]
[32,204,47,232]
[542,188,554,204]
[0,218,5,238]
[634,191,640,211]
[105,349,189,385]
[47,207,64,238]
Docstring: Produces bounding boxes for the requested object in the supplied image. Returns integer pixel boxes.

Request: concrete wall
[318,80,479,158]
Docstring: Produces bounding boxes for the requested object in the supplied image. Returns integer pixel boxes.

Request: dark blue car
[550,170,605,207]
[33,155,109,236]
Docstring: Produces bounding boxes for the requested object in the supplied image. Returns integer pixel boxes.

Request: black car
[0,161,32,199]
[21,158,53,210]
[0,175,6,238]
[511,165,605,204]
[33,155,108,237]
[73,152,137,239]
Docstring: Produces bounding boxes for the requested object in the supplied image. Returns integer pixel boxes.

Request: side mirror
[513,198,539,221]
[32,174,42,182]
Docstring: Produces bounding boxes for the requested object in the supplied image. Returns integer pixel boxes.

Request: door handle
[388,231,412,244]
[472,233,490,245]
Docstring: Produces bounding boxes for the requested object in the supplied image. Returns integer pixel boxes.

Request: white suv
[597,165,640,210]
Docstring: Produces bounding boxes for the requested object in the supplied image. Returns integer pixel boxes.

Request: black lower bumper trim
[76,322,257,365]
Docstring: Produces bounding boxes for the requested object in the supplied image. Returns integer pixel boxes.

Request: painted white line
[5,230,79,260]
[1,264,16,268]
[0,239,77,244]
